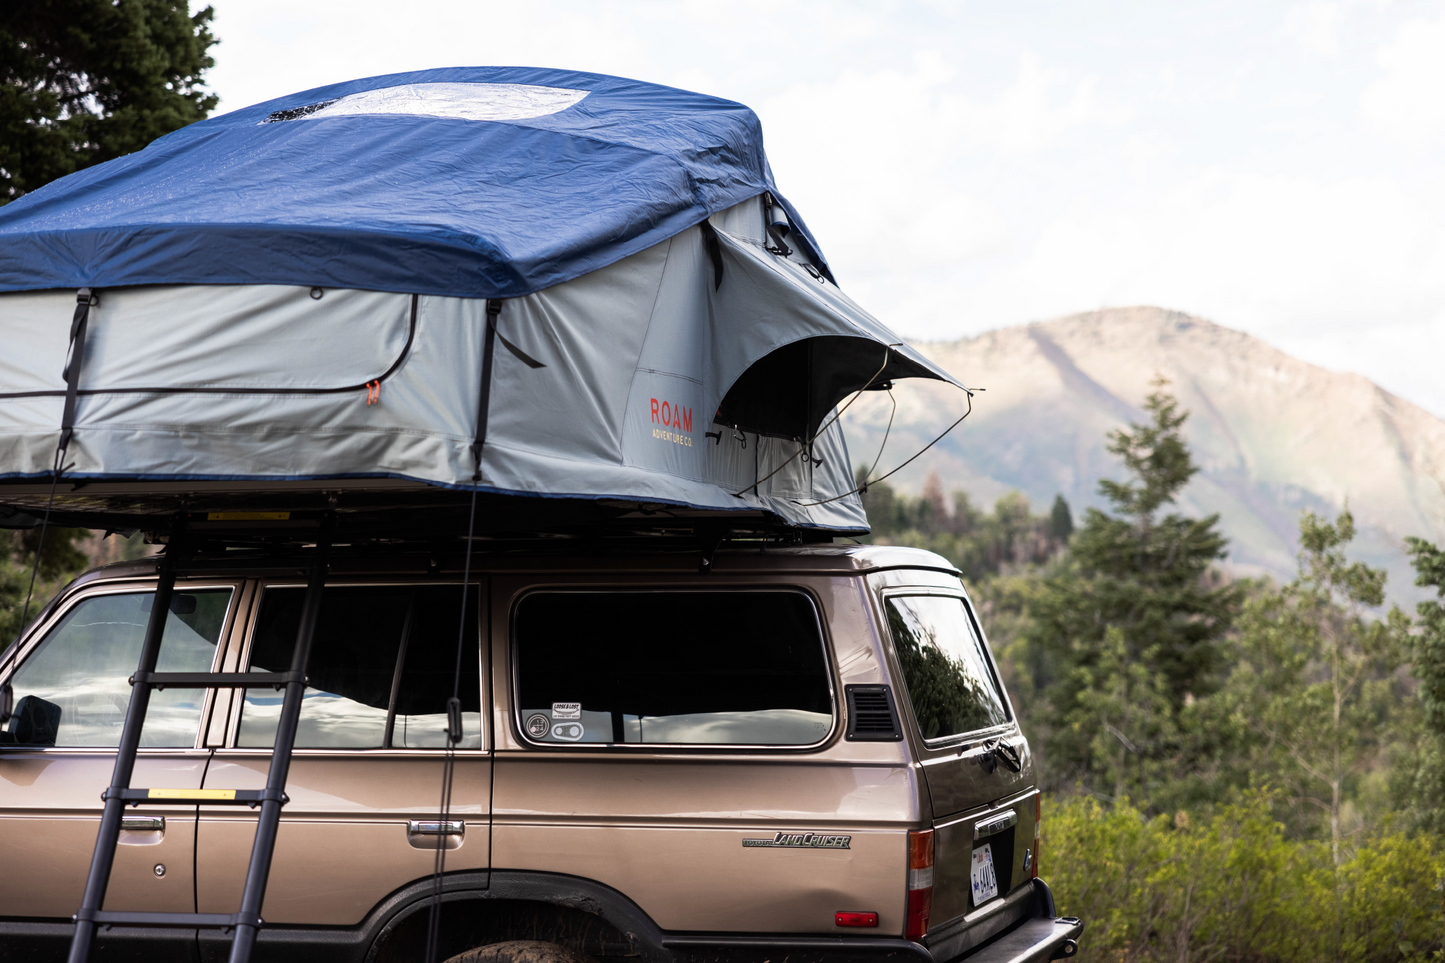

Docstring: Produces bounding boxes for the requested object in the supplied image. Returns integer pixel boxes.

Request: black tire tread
[441,940,598,963]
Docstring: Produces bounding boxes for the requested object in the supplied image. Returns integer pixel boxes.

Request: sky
[207,0,1445,416]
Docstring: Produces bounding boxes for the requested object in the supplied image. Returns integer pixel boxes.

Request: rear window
[886,595,1009,740]
[513,591,832,746]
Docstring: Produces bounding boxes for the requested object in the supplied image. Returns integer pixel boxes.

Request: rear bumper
[963,916,1082,963]
[664,879,1083,963]
[923,879,1083,963]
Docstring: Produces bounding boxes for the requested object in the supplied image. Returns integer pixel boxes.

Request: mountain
[840,306,1445,601]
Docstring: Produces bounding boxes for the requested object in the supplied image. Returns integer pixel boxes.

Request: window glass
[514,592,832,746]
[1,589,232,748]
[391,587,482,749]
[238,585,480,749]
[886,595,1008,740]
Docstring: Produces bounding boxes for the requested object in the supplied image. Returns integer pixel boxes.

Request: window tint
[1,589,232,748]
[238,585,480,749]
[886,595,1008,740]
[514,592,832,746]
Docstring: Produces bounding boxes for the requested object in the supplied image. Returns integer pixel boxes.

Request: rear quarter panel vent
[845,684,903,741]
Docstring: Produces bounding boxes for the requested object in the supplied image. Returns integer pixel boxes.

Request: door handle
[121,816,165,832]
[407,819,464,836]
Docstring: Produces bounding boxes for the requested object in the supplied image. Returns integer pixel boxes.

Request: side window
[886,595,1009,741]
[513,591,832,746]
[237,585,481,749]
[1,589,232,748]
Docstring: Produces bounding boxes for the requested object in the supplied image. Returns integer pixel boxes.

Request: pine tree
[1049,494,1074,542]
[1,1,218,201]
[1027,377,1240,798]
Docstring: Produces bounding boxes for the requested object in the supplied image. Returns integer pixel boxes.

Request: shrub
[1045,792,1445,962]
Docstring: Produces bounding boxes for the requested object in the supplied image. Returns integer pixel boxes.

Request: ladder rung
[104,788,288,807]
[130,670,306,689]
[76,909,261,929]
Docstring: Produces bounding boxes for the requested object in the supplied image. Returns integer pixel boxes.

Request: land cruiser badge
[742,832,851,850]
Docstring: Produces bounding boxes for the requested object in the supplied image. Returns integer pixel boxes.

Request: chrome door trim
[974,810,1018,840]
[407,819,465,836]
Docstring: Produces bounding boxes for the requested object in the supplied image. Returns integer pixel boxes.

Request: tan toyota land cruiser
[0,538,1082,963]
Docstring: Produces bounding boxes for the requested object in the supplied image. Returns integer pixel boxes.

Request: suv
[0,540,1082,963]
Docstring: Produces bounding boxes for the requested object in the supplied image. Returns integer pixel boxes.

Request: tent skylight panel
[261,82,589,125]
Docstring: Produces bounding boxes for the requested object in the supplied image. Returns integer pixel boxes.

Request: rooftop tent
[0,67,965,532]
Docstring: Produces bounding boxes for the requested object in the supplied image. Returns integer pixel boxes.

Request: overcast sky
[207,1,1445,416]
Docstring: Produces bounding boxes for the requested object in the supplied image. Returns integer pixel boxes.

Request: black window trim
[223,578,488,754]
[0,578,241,753]
[507,585,839,753]
[880,587,1017,749]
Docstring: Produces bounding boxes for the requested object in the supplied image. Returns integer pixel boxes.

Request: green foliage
[860,469,1069,582]
[0,1,218,201]
[1025,379,1241,798]
[1400,537,1445,833]
[0,527,94,645]
[1047,791,1445,963]
[1226,509,1410,856]
[1049,494,1074,542]
[17,525,89,581]
[0,558,26,650]
[859,381,1445,959]
[1067,627,1178,803]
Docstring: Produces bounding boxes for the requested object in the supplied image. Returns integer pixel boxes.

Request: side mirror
[9,695,61,746]
[0,682,12,726]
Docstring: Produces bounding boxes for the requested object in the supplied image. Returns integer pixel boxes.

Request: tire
[441,941,599,963]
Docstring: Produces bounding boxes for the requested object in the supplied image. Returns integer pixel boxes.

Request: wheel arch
[362,870,671,963]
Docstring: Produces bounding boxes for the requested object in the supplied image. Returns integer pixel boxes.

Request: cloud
[1361,11,1445,143]
[1284,0,1381,55]
[950,52,1129,155]
[758,48,1126,315]
[955,170,1442,331]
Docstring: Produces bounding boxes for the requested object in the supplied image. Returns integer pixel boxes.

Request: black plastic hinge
[845,684,903,741]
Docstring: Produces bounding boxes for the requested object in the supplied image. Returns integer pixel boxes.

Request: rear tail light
[906,828,934,941]
[1032,792,1042,879]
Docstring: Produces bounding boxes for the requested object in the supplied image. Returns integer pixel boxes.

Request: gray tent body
[0,198,960,531]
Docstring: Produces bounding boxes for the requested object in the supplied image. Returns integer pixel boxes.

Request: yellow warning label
[148,788,236,800]
[206,512,291,521]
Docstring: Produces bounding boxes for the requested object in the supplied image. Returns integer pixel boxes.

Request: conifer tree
[1049,494,1074,542]
[1027,377,1240,797]
[1,1,218,201]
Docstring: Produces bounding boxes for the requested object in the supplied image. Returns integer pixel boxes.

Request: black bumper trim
[962,916,1083,963]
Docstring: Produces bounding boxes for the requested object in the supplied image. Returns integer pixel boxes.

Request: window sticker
[525,714,551,739]
[551,702,581,720]
[551,722,585,741]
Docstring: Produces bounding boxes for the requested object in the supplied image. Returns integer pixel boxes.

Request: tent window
[513,591,833,747]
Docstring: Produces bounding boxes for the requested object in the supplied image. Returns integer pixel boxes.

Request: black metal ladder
[68,515,334,963]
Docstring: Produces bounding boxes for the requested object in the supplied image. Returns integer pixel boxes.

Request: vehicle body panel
[0,544,1077,963]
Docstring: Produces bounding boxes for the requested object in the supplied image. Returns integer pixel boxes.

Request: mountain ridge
[841,306,1445,600]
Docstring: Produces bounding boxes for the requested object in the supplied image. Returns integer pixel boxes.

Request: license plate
[971,843,999,904]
